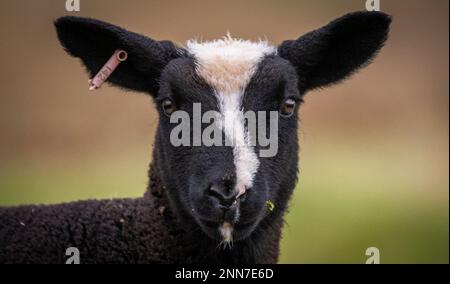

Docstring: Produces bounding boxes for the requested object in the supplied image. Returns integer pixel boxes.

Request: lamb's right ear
[54,16,182,96]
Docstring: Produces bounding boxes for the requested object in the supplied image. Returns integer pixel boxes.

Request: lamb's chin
[196,218,259,243]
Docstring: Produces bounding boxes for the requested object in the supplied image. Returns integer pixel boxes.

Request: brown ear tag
[89,49,128,91]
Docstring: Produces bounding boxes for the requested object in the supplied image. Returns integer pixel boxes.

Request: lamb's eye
[161,99,176,116]
[280,98,296,117]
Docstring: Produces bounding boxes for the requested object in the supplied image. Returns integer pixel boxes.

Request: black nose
[208,182,238,209]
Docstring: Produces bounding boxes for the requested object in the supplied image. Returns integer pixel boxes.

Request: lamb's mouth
[194,192,259,243]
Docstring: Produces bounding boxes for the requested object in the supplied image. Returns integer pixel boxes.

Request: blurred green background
[0,0,448,263]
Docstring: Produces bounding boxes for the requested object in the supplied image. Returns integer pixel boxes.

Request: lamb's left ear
[54,16,182,96]
[278,11,391,94]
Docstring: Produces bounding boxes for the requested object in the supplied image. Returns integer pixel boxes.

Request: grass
[279,182,448,263]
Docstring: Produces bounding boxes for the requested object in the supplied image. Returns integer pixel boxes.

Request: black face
[153,56,301,241]
[55,11,390,242]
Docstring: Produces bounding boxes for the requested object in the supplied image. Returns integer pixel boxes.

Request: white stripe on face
[186,35,276,194]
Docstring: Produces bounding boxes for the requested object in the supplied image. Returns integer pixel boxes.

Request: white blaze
[187,35,275,193]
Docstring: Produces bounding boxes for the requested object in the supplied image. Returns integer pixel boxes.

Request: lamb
[0,11,391,264]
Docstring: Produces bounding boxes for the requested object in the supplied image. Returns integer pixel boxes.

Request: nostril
[208,184,238,209]
[208,185,223,201]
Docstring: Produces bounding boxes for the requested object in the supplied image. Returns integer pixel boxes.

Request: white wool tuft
[186,35,275,94]
[219,222,233,243]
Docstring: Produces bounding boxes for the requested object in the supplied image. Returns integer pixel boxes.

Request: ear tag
[89,49,128,91]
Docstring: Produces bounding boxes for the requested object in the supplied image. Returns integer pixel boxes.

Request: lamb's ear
[278,11,391,94]
[54,16,182,95]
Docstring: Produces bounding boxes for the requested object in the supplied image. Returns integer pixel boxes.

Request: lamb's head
[55,11,390,243]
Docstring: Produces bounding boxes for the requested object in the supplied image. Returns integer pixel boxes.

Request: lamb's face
[156,38,301,242]
[55,11,390,245]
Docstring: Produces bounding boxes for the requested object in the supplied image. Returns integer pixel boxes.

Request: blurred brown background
[0,0,448,263]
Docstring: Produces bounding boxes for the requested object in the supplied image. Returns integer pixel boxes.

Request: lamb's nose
[208,183,238,209]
